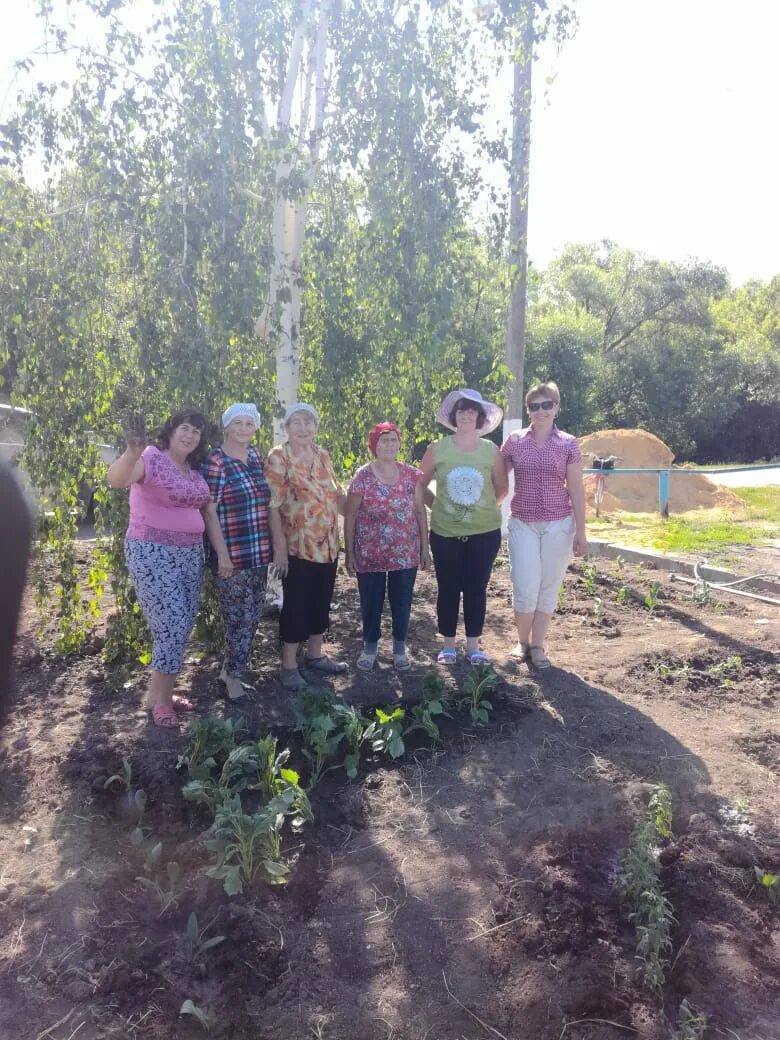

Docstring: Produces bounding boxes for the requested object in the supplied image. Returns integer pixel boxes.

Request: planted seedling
[330,703,375,779]
[615,584,631,606]
[179,911,226,969]
[294,688,351,787]
[104,756,133,793]
[180,999,217,1034]
[135,842,181,915]
[105,757,147,838]
[707,655,743,677]
[460,663,497,725]
[753,867,780,906]
[611,555,626,576]
[615,784,676,991]
[182,741,264,816]
[582,561,597,596]
[691,580,710,606]
[206,788,306,894]
[254,734,292,800]
[556,583,566,611]
[674,999,707,1040]
[372,707,406,759]
[405,671,452,741]
[592,596,604,621]
[177,717,243,780]
[644,581,661,613]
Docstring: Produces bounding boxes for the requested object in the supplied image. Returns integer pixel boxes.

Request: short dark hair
[449,398,487,429]
[157,408,211,468]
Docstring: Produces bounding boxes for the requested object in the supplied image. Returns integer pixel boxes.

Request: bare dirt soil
[1,548,779,1040]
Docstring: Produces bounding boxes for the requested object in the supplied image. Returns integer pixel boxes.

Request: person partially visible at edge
[344,421,431,673]
[500,380,587,670]
[419,388,507,667]
[202,403,272,702]
[107,409,232,728]
[0,463,32,716]
[265,403,347,692]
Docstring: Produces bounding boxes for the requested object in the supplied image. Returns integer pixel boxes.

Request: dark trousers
[429,528,501,638]
[279,555,338,644]
[357,568,417,645]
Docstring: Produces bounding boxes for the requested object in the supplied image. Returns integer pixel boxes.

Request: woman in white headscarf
[202,403,272,700]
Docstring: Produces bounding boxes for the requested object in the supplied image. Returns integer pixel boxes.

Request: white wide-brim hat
[436,388,503,435]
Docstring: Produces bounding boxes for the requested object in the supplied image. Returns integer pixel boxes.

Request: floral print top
[348,463,423,573]
[127,446,210,547]
[265,442,343,563]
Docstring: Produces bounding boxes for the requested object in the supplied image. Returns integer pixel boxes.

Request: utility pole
[505,3,534,419]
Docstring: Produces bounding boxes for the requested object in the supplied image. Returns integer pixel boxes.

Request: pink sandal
[151,704,179,729]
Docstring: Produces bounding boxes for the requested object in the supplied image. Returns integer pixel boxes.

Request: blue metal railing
[583,464,778,517]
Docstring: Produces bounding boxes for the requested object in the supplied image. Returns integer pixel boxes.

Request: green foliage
[179,912,226,968]
[651,518,768,557]
[644,582,661,613]
[460,664,497,725]
[329,704,377,780]
[581,561,597,596]
[177,717,244,781]
[732,486,780,521]
[753,867,780,906]
[615,784,676,991]
[135,846,181,916]
[405,671,452,741]
[293,688,351,787]
[205,792,303,894]
[615,584,631,606]
[372,707,406,759]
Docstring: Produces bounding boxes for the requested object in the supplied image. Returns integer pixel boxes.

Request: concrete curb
[586,539,780,598]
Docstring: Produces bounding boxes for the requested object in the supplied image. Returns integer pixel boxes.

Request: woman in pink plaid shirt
[500,381,587,669]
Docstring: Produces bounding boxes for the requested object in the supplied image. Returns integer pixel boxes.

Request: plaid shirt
[202,446,272,570]
[501,426,582,522]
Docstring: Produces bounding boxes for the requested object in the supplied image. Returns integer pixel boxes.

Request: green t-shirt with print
[430,437,501,537]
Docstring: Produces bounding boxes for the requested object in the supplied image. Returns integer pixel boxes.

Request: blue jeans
[357,568,418,647]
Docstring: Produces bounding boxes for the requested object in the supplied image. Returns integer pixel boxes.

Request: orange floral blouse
[265,442,343,563]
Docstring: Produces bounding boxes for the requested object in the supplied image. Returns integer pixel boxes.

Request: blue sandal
[437,648,457,665]
[467,650,491,666]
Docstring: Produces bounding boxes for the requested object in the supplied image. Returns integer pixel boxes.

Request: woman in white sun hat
[419,388,507,666]
[202,403,272,701]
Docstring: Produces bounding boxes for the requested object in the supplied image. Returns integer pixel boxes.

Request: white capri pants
[508,515,575,614]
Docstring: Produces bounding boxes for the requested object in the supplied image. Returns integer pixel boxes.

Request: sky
[1,0,778,287]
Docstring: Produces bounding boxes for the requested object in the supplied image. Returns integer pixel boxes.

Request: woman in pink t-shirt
[500,382,587,669]
[107,409,231,728]
[345,422,430,672]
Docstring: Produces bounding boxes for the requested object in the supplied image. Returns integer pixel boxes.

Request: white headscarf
[283,402,319,426]
[222,402,261,430]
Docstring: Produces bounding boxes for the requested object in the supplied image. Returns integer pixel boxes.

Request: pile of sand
[578,429,744,515]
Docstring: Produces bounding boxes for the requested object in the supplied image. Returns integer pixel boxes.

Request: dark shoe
[304,654,348,675]
[280,667,308,692]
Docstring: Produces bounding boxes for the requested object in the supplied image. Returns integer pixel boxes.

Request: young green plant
[615,784,676,991]
[405,671,452,741]
[460,663,497,725]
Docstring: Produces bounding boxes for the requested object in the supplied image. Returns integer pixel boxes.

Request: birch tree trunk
[505,4,534,420]
[253,0,331,442]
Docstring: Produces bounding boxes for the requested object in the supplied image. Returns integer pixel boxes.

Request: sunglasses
[528,400,555,412]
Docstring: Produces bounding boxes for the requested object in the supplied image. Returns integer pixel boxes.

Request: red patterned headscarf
[368,422,401,456]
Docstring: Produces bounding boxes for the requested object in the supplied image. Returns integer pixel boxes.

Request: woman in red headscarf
[345,422,430,672]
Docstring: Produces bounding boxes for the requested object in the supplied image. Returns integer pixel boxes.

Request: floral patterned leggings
[125,538,204,675]
[214,566,268,676]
